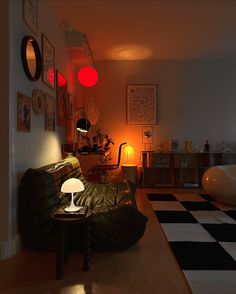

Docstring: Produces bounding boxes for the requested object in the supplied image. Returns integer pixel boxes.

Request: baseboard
[0,235,21,260]
[11,234,21,256]
[0,241,8,260]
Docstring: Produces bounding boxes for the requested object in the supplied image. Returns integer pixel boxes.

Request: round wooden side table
[50,207,92,280]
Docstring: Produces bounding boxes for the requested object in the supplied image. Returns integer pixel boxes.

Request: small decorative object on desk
[184,140,192,153]
[220,140,233,153]
[204,140,210,152]
[54,206,88,218]
[169,139,179,152]
[92,129,114,151]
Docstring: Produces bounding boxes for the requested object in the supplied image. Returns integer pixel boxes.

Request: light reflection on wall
[38,133,62,165]
[110,127,145,167]
[108,45,152,60]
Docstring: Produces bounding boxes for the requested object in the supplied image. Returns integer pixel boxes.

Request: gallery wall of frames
[18,0,72,133]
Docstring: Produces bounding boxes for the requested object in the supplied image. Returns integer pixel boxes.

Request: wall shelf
[141,151,236,187]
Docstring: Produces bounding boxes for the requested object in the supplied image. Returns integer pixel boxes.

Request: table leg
[64,225,69,263]
[83,222,91,271]
[56,222,65,280]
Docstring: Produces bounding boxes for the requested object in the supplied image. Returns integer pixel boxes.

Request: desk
[79,150,111,163]
[77,150,111,175]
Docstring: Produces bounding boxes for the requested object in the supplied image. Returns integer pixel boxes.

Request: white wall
[92,60,236,165]
[0,0,10,258]
[3,0,75,258]
[11,1,71,171]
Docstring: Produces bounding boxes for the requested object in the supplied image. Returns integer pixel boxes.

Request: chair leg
[101,170,109,183]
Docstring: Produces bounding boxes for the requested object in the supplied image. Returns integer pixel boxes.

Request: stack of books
[54,206,88,218]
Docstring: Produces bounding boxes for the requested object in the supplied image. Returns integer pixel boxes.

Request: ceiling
[50,0,236,61]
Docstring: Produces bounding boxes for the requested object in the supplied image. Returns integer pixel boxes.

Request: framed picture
[45,93,55,131]
[127,84,157,125]
[56,70,68,126]
[17,92,31,132]
[23,0,38,35]
[67,93,73,120]
[31,89,46,115]
[142,126,153,144]
[169,139,179,152]
[42,34,55,88]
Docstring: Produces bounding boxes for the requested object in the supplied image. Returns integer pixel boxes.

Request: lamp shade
[76,118,91,133]
[77,66,98,87]
[61,178,84,193]
[124,145,135,164]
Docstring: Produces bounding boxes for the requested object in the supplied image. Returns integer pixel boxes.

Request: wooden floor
[0,188,197,294]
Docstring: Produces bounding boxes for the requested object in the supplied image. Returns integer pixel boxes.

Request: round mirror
[21,36,42,81]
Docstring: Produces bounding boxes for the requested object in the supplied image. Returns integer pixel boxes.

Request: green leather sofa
[20,156,148,251]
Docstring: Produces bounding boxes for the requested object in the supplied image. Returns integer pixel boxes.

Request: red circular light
[77,66,98,87]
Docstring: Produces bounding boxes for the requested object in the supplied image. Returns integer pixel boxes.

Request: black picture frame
[21,36,42,81]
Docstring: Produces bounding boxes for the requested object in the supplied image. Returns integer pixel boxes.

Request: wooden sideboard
[141,151,236,188]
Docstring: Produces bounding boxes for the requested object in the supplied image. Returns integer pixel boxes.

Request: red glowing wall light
[57,71,67,87]
[77,66,98,87]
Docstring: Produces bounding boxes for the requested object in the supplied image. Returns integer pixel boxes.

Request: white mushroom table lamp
[61,178,85,212]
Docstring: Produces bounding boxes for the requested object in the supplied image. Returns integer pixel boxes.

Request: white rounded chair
[202,165,236,205]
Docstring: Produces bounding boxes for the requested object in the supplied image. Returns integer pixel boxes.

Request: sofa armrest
[90,204,148,251]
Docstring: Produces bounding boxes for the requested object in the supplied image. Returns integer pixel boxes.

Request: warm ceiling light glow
[57,71,67,87]
[108,45,152,60]
[77,66,98,87]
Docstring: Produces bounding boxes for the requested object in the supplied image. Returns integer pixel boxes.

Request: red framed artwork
[56,70,68,126]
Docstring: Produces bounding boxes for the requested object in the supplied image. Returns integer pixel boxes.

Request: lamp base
[64,205,84,212]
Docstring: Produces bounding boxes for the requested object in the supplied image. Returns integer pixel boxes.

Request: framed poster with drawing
[127,84,157,125]
[56,70,68,126]
[23,0,38,35]
[42,34,55,88]
[67,93,73,120]
[17,92,31,132]
[45,93,55,131]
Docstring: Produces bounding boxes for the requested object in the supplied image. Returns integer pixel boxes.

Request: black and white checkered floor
[147,192,236,294]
